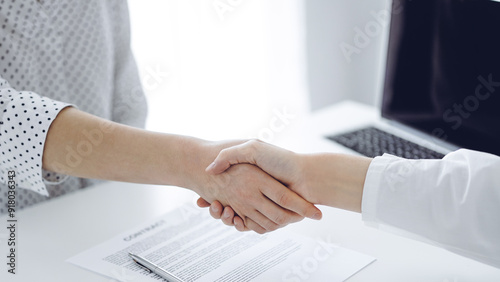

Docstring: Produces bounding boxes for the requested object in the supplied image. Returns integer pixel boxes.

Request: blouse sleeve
[0,77,73,196]
[362,149,500,268]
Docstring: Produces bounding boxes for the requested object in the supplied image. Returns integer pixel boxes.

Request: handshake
[192,140,372,234]
[40,107,370,234]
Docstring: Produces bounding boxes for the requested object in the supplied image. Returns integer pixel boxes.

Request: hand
[206,140,316,201]
[198,140,372,230]
[191,140,322,234]
[196,163,321,233]
[198,140,318,231]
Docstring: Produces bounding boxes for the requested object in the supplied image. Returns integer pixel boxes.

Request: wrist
[299,153,334,205]
[301,153,372,212]
[174,138,245,196]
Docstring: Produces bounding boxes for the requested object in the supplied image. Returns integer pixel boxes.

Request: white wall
[305,0,391,110]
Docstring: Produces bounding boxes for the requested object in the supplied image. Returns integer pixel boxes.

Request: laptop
[326,0,500,159]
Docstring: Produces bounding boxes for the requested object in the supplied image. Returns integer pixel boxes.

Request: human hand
[190,140,322,234]
[197,163,321,233]
[198,140,372,229]
[198,140,319,231]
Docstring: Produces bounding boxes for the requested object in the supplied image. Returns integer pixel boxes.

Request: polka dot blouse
[0,0,148,214]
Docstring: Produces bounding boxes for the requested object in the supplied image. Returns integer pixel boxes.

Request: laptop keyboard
[326,127,445,159]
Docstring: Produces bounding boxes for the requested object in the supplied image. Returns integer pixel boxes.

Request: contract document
[68,204,375,281]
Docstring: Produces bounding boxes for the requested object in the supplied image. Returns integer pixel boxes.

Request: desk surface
[1,101,500,282]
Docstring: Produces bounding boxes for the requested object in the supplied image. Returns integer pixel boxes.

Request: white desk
[1,101,500,282]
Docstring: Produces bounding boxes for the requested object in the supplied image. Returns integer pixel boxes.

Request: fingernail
[312,212,322,220]
[223,210,230,218]
[211,205,219,213]
[205,162,216,172]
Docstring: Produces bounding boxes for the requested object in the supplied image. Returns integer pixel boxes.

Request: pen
[129,252,184,282]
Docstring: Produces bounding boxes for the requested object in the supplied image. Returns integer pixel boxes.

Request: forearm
[302,153,372,212]
[43,107,240,191]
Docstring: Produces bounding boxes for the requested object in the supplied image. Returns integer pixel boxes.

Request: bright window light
[128,0,310,142]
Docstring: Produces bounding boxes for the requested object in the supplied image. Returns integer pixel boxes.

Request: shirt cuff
[0,91,73,196]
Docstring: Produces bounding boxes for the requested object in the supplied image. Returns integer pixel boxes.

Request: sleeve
[109,0,147,129]
[0,77,73,196]
[362,149,500,268]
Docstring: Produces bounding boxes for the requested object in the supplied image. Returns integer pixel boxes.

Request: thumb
[206,142,259,174]
[205,160,232,175]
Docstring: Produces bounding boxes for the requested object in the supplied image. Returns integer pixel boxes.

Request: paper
[68,204,375,282]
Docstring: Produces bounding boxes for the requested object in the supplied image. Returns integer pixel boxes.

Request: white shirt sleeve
[362,149,500,268]
[0,77,73,196]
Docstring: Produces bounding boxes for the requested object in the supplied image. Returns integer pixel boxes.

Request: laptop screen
[381,0,500,156]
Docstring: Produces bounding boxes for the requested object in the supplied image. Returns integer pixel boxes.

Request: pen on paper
[129,252,184,282]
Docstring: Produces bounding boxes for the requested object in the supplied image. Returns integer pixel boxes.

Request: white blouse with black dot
[0,0,148,214]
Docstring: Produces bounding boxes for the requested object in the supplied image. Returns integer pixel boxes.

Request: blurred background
[129,0,391,141]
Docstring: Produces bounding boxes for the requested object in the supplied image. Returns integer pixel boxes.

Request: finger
[255,194,304,226]
[209,201,224,219]
[244,208,281,233]
[206,140,261,174]
[244,217,268,234]
[221,206,235,226]
[233,216,250,232]
[196,197,211,208]
[262,184,323,220]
